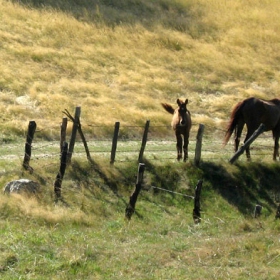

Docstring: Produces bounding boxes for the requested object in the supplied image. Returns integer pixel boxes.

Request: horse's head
[177,99,188,126]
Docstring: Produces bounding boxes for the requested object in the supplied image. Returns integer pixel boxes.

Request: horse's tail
[161,103,175,115]
[224,101,245,145]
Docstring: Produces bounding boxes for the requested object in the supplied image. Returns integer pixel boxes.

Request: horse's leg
[273,136,279,161]
[273,132,279,161]
[183,132,189,162]
[176,132,182,161]
[234,120,244,152]
[244,128,255,161]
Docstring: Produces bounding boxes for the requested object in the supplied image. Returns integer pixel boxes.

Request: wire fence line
[150,186,195,199]
[0,121,277,165]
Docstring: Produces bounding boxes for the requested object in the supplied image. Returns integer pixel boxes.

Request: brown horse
[224,97,280,160]
[161,99,192,161]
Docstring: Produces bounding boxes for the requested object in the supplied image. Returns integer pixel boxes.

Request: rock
[3,179,40,195]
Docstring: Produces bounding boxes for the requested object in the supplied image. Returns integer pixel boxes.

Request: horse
[224,97,280,161]
[161,99,192,161]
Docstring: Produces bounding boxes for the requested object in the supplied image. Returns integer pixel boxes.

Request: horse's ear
[177,99,181,106]
[185,99,188,104]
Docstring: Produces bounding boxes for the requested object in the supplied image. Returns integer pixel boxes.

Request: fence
[1,107,279,221]
[0,118,277,166]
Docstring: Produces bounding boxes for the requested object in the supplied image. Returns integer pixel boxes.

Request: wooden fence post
[54,141,68,200]
[229,123,266,164]
[193,180,203,224]
[254,204,262,218]
[275,204,280,219]
[138,120,150,163]
[110,122,120,165]
[63,108,93,163]
[23,120,36,173]
[60,117,68,154]
[194,124,205,166]
[67,107,81,164]
[125,163,145,220]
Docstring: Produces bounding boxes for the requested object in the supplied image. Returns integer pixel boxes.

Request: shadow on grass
[142,159,280,217]
[56,156,280,218]
[12,0,193,32]
[199,161,280,216]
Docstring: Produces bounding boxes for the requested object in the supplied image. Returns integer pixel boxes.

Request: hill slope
[1,1,280,278]
[1,0,280,137]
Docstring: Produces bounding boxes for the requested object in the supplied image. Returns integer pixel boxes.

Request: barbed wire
[150,186,195,199]
[1,122,278,169]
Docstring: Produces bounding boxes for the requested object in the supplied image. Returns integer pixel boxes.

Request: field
[1,0,280,279]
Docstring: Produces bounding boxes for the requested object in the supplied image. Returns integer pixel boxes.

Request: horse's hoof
[177,155,182,161]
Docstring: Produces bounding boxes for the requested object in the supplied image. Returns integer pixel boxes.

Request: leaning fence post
[63,108,93,163]
[23,120,37,173]
[138,120,150,163]
[54,141,68,200]
[110,122,120,165]
[229,123,265,164]
[194,124,205,166]
[193,180,203,224]
[60,117,68,154]
[67,107,81,164]
[125,163,145,220]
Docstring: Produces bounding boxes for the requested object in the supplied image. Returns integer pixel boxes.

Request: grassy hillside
[1,0,280,137]
[1,159,280,279]
[1,0,280,279]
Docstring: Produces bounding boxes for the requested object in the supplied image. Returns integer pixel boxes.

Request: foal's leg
[183,132,190,162]
[176,132,183,161]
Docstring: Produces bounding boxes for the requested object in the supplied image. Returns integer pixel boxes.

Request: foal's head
[177,99,188,126]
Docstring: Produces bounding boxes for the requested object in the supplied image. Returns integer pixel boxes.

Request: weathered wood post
[77,120,93,163]
[138,120,150,163]
[63,108,93,164]
[23,120,37,173]
[67,107,81,164]
[194,124,205,166]
[229,123,266,164]
[275,204,280,219]
[254,204,262,218]
[193,180,203,224]
[110,122,120,165]
[125,163,145,220]
[54,141,68,200]
[60,117,68,154]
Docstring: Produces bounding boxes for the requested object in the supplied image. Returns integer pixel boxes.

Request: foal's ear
[185,99,188,104]
[177,99,181,106]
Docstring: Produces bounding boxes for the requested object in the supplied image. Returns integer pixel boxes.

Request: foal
[161,99,192,161]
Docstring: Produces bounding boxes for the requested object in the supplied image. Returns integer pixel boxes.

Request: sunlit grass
[1,0,280,278]
[1,0,280,139]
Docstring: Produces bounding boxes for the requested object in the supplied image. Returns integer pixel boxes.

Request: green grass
[1,158,280,279]
[2,0,280,279]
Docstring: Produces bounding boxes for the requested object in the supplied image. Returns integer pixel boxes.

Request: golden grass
[2,2,280,278]
[1,0,280,139]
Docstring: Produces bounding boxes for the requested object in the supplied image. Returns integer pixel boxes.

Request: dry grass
[1,0,280,138]
[2,1,280,278]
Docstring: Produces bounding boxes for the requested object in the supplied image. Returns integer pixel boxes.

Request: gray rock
[4,179,40,195]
